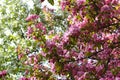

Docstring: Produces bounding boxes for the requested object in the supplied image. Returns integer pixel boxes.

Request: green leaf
[85,52,92,57]
[55,62,63,73]
[48,0,54,5]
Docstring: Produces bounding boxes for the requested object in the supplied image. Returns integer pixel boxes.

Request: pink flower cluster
[60,0,70,10]
[26,26,33,38]
[25,14,39,21]
[26,22,46,39]
[35,22,46,34]
[19,77,37,80]
[0,70,7,77]
[19,77,30,80]
[76,0,86,6]
[22,0,120,80]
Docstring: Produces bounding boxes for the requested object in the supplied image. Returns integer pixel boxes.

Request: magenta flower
[0,70,7,77]
[69,25,80,36]
[101,5,111,12]
[26,26,33,38]
[35,22,46,34]
[19,77,30,80]
[105,0,112,4]
[25,14,39,21]
[46,40,56,50]
[115,77,120,80]
[76,0,86,6]
[30,76,37,80]
[35,22,43,29]
[18,53,24,60]
[60,1,69,10]
[112,0,119,5]
[27,27,33,34]
[50,63,55,72]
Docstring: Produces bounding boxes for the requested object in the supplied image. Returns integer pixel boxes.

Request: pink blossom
[33,56,38,64]
[112,0,119,5]
[52,35,60,41]
[50,63,55,72]
[30,76,37,80]
[105,33,116,41]
[0,70,7,77]
[2,70,7,76]
[32,36,37,40]
[111,48,120,59]
[105,0,112,4]
[35,22,43,29]
[98,48,112,59]
[78,72,87,80]
[101,5,111,12]
[18,53,24,60]
[69,24,80,36]
[76,0,86,6]
[24,70,29,75]
[27,27,33,34]
[33,64,39,70]
[24,61,29,65]
[19,77,30,80]
[96,65,104,74]
[46,40,56,50]
[60,0,69,10]
[35,22,46,34]
[115,77,120,80]
[26,27,33,38]
[40,51,46,57]
[25,14,39,21]
[75,17,88,29]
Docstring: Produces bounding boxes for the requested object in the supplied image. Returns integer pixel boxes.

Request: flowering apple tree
[18,0,120,80]
[1,0,120,80]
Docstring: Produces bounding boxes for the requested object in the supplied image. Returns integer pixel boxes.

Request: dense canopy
[0,0,120,80]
